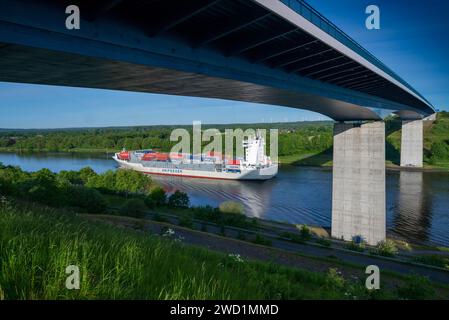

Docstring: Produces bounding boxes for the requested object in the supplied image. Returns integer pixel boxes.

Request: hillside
[387,111,449,168]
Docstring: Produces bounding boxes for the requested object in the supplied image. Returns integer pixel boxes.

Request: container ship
[113,134,277,180]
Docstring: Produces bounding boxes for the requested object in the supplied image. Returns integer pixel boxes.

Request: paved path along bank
[85,214,449,286]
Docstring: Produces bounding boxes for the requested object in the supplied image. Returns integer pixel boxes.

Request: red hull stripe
[141,171,239,180]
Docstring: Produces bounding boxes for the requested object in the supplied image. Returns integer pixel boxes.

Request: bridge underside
[0,42,381,121]
[0,0,434,121]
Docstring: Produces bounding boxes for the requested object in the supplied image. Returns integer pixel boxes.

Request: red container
[154,153,169,161]
[228,159,240,165]
[142,153,156,161]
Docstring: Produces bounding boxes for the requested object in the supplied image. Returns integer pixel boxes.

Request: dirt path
[84,214,449,287]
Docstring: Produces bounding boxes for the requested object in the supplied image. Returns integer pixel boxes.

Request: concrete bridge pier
[331,121,386,245]
[400,119,423,167]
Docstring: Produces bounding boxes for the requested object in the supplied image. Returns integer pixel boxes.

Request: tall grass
[0,200,439,300]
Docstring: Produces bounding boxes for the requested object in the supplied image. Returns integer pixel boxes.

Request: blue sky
[0,0,447,128]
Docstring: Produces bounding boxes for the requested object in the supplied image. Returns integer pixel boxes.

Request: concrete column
[332,121,386,245]
[400,120,423,167]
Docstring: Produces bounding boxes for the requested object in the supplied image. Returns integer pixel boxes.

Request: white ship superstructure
[113,133,277,180]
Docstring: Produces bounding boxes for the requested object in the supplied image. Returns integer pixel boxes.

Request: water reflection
[153,175,275,219]
[393,171,432,242]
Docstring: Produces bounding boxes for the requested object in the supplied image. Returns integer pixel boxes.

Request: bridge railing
[279,0,430,104]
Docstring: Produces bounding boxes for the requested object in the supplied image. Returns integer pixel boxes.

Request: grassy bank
[1,199,446,300]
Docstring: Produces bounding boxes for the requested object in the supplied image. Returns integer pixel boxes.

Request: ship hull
[113,157,277,180]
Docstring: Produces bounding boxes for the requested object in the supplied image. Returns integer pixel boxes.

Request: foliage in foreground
[0,164,156,214]
[372,240,398,257]
[0,200,435,300]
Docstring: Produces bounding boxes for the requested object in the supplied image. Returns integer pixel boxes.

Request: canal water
[1,152,448,247]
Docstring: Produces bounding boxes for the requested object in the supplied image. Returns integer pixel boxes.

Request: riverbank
[1,199,448,299]
[279,153,449,171]
[2,148,447,171]
[86,212,449,284]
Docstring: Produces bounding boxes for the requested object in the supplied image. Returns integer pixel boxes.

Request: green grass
[1,200,447,300]
[387,112,449,168]
[0,200,373,300]
[412,255,449,270]
[279,153,332,166]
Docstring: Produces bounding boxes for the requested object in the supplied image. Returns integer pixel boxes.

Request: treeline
[0,164,258,229]
[1,112,447,164]
[0,164,157,214]
[0,128,175,152]
[0,121,334,157]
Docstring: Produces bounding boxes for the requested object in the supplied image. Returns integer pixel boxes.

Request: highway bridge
[0,0,436,245]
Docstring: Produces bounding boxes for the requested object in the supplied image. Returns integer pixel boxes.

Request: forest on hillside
[0,112,448,166]
[0,121,334,158]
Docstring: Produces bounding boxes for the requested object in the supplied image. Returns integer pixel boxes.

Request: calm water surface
[1,152,448,247]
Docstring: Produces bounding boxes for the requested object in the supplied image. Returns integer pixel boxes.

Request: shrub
[219,201,244,215]
[149,187,166,206]
[68,186,107,213]
[144,196,156,209]
[299,225,312,242]
[429,141,449,162]
[0,176,13,195]
[223,212,247,228]
[219,201,248,228]
[397,274,435,299]
[374,240,398,257]
[178,213,194,229]
[325,268,345,289]
[344,236,366,252]
[119,199,147,218]
[18,169,63,206]
[316,238,332,247]
[192,205,221,223]
[413,255,449,270]
[252,234,272,247]
[168,190,190,208]
[280,231,305,244]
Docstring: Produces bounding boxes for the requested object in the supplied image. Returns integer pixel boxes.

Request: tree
[86,169,116,193]
[430,141,449,162]
[114,169,152,196]
[21,169,62,206]
[168,190,190,208]
[149,187,166,206]
[79,167,97,184]
[68,186,107,213]
[58,170,82,185]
